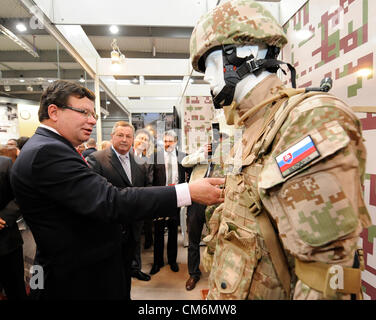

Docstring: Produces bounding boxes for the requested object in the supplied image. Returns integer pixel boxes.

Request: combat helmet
[190,0,296,108]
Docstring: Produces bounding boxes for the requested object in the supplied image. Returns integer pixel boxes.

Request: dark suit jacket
[86,147,152,233]
[82,147,97,158]
[86,147,150,299]
[10,127,177,299]
[152,149,190,187]
[0,156,23,256]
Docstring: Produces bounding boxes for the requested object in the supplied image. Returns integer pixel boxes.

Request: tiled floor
[131,231,209,300]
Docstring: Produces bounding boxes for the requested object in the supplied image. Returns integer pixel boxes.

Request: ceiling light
[131,77,139,84]
[4,85,11,92]
[0,24,39,58]
[16,23,27,32]
[110,39,125,64]
[111,63,121,72]
[111,50,120,63]
[295,29,314,41]
[19,75,25,83]
[109,25,119,34]
[48,79,54,83]
[106,101,110,105]
[357,68,373,78]
[79,75,85,83]
[26,85,33,92]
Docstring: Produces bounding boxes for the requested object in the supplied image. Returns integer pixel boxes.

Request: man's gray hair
[164,130,178,141]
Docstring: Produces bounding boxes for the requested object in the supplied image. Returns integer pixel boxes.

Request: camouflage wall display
[183,96,214,154]
[282,0,376,299]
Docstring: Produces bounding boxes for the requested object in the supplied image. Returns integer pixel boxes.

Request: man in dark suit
[10,80,224,300]
[0,155,27,300]
[82,138,97,158]
[87,121,152,300]
[150,130,191,275]
[133,129,154,250]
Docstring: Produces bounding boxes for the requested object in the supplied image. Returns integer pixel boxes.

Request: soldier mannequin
[204,46,271,107]
[191,0,371,300]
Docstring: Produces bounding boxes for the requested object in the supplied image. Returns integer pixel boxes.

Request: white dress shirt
[163,149,179,186]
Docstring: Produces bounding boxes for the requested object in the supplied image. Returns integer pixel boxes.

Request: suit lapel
[108,148,132,186]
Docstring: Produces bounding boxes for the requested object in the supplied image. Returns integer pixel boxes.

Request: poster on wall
[0,104,19,144]
[281,0,376,299]
[183,96,214,154]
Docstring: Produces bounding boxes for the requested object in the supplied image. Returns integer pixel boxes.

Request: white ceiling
[0,0,303,115]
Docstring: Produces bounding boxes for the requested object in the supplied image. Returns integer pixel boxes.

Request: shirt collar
[39,124,61,136]
[112,146,130,159]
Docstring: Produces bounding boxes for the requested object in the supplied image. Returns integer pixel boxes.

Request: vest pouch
[211,218,261,299]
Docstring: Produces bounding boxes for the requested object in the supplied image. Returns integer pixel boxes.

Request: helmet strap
[211,45,297,109]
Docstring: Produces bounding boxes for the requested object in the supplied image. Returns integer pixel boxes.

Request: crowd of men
[0,80,223,300]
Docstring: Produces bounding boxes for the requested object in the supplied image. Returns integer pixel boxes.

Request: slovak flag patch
[275,135,320,178]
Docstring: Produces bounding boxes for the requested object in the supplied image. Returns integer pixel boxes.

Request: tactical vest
[206,89,369,300]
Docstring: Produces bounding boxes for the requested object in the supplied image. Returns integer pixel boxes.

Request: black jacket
[10,127,178,299]
[0,156,23,256]
[82,147,97,158]
[152,149,191,187]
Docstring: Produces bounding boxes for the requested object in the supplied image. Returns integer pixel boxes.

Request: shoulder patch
[275,135,320,178]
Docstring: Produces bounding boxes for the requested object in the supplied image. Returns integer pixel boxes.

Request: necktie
[119,154,132,184]
[76,149,88,166]
[167,152,173,185]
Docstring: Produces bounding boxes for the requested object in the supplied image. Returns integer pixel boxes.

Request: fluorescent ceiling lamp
[109,25,119,34]
[16,23,27,32]
[0,24,39,58]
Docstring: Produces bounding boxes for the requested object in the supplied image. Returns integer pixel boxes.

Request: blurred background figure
[150,130,191,275]
[76,143,86,154]
[101,140,112,150]
[0,145,27,300]
[134,129,154,250]
[6,139,18,148]
[82,138,97,158]
[16,137,29,151]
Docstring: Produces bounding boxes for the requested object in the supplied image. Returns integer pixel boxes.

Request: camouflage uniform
[182,139,233,273]
[190,0,371,300]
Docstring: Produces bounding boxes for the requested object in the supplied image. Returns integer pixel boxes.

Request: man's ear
[47,104,59,121]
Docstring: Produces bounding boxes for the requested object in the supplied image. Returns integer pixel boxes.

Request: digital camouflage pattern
[204,74,371,300]
[191,0,370,301]
[257,83,371,299]
[190,0,288,72]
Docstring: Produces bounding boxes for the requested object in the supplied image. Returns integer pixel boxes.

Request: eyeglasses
[59,105,98,120]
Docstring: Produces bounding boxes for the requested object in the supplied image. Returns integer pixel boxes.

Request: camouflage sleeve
[258,97,371,264]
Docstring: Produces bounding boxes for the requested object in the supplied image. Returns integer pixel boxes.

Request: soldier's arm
[258,101,371,262]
